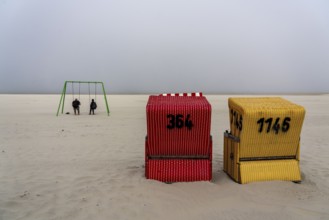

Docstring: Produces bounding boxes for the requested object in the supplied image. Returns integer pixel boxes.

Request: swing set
[56,81,110,116]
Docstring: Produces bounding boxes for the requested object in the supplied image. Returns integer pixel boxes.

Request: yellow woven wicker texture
[228,97,305,158]
[223,136,228,172]
[239,160,301,184]
[223,135,240,181]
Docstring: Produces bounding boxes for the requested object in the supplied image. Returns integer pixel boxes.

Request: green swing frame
[56,81,110,116]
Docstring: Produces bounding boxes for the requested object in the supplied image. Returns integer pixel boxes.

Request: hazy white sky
[0,0,329,94]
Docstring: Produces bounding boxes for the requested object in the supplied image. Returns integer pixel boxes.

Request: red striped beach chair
[145,93,212,182]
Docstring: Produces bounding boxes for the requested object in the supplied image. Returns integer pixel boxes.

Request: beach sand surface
[0,94,329,220]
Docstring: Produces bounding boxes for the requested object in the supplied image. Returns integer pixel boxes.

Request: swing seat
[223,97,305,184]
[145,94,212,182]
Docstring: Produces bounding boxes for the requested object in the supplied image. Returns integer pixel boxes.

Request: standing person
[89,99,97,115]
[72,98,81,115]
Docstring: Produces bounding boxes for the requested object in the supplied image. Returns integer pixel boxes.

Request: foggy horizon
[1,0,329,94]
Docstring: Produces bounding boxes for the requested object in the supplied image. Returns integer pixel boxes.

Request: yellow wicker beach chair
[223,97,305,184]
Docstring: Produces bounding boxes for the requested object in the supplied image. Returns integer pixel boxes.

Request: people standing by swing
[89,99,97,115]
[72,98,81,115]
[56,81,110,116]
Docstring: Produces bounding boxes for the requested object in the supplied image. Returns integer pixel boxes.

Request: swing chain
[72,82,74,100]
[88,82,91,103]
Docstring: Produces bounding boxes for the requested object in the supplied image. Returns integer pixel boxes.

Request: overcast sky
[0,0,329,94]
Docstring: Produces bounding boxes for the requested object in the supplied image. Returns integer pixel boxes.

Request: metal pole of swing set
[56,81,67,116]
[61,81,67,114]
[102,82,110,116]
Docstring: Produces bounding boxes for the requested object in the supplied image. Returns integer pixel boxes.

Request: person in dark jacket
[72,98,81,115]
[89,99,97,115]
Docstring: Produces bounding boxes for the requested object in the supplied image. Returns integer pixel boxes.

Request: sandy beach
[0,94,329,220]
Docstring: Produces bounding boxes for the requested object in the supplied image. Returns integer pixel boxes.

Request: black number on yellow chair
[282,117,291,132]
[257,117,291,134]
[230,109,243,131]
[167,114,193,130]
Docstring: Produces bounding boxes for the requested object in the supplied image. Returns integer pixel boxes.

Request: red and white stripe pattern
[159,92,203,97]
